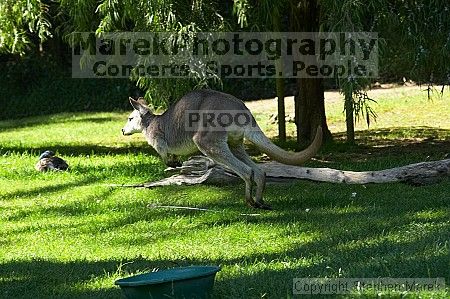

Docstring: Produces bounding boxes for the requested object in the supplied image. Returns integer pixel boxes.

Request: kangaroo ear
[129,97,149,115]
[136,97,147,105]
[137,97,156,114]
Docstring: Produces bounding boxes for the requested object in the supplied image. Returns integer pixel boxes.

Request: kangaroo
[122,89,322,209]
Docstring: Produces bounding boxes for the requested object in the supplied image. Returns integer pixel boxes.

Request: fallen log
[114,156,450,188]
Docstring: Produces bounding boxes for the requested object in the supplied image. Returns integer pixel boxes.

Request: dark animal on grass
[35,150,69,172]
[122,90,322,209]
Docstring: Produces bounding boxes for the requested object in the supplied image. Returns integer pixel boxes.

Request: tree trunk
[344,93,355,143]
[276,77,286,142]
[295,78,333,143]
[273,10,286,142]
[291,0,332,144]
[44,36,70,66]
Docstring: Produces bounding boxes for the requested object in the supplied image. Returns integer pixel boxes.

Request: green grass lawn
[0,87,449,298]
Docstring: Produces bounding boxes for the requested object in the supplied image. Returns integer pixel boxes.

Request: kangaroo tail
[245,126,323,166]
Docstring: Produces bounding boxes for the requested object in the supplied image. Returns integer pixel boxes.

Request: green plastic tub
[115,266,220,299]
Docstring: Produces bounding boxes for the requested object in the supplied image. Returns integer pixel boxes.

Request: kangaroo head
[122,97,152,136]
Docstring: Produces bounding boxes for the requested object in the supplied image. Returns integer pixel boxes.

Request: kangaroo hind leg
[194,137,257,208]
[230,143,271,210]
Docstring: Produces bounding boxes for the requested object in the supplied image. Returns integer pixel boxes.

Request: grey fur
[122,89,323,209]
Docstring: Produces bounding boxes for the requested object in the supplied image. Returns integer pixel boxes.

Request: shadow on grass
[0,217,448,298]
[0,113,125,132]
[329,126,450,157]
[251,126,450,170]
[1,125,448,160]
[109,179,450,244]
[0,143,155,157]
[1,179,448,298]
[1,176,102,202]
[1,159,165,224]
[0,258,156,299]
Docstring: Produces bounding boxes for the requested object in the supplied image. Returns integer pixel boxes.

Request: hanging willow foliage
[233,0,450,127]
[0,0,52,54]
[1,0,449,111]
[68,0,227,107]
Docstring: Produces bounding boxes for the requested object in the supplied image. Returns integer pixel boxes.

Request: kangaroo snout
[122,127,134,136]
[121,128,130,136]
